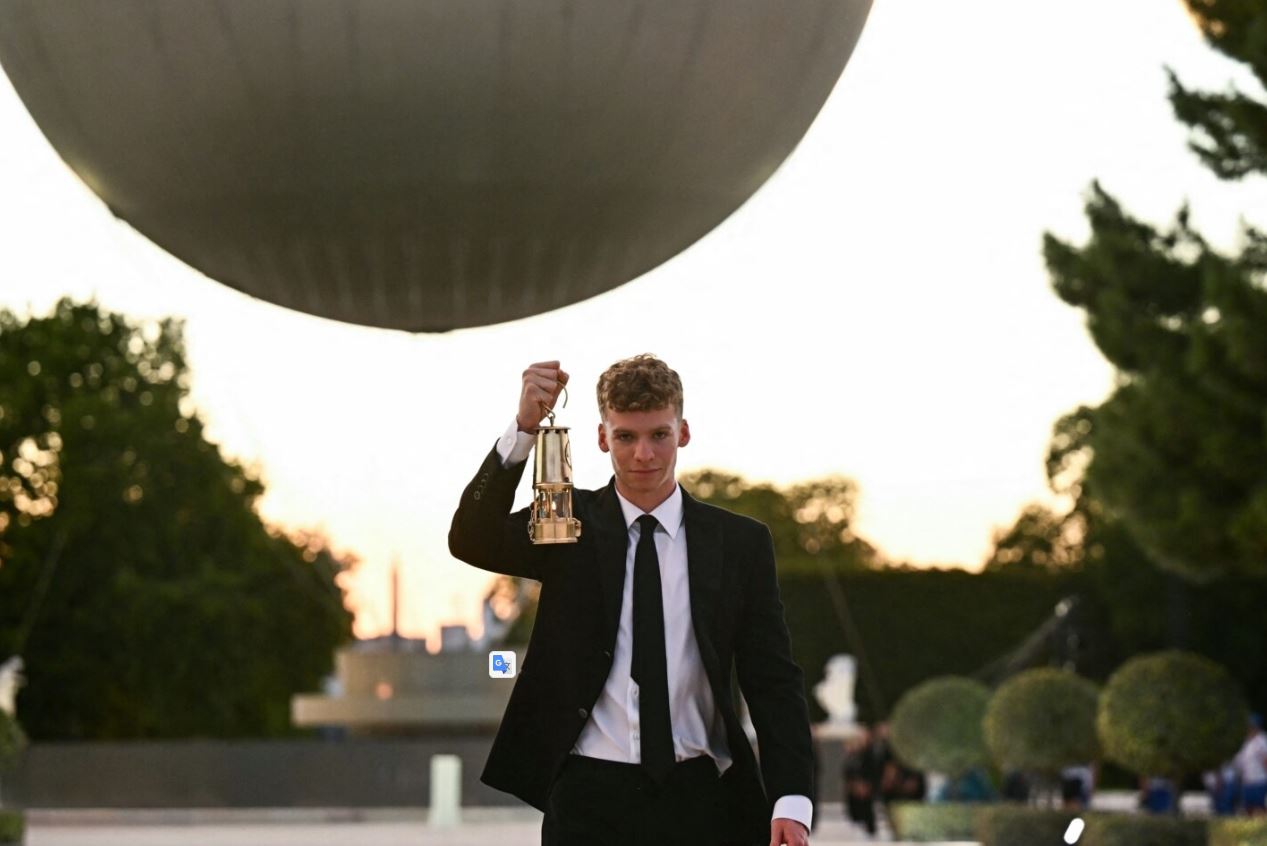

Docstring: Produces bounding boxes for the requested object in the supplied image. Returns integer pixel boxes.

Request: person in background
[1236,713,1267,817]
[1060,762,1096,810]
[1138,776,1176,814]
[1204,758,1239,816]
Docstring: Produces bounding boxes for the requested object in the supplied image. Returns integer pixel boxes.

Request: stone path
[24,802,933,846]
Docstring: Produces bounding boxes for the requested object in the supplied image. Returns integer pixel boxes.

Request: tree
[983,503,1083,573]
[1097,650,1247,813]
[983,668,1100,803]
[678,469,878,569]
[1042,1,1267,582]
[889,676,991,782]
[0,299,354,739]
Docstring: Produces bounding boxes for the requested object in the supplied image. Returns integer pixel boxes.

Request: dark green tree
[0,299,354,739]
[1042,1,1267,582]
[983,503,1082,573]
[679,469,878,570]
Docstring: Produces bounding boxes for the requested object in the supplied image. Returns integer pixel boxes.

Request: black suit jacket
[449,446,814,845]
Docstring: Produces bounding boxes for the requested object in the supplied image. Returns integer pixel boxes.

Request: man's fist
[516,361,570,432]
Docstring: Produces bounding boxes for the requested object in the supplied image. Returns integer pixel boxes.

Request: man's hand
[770,818,809,846]
[516,361,570,432]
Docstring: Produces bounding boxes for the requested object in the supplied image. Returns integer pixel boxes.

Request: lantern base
[530,518,582,544]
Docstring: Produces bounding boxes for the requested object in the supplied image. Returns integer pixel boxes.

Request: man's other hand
[517,361,570,432]
[770,817,809,846]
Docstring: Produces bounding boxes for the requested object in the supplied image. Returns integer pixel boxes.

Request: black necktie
[631,514,674,783]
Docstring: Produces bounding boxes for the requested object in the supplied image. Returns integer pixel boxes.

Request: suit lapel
[682,488,723,658]
[592,479,629,649]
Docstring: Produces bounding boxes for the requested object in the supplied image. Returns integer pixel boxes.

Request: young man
[450,355,814,846]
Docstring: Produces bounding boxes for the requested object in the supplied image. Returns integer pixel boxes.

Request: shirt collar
[614,483,684,540]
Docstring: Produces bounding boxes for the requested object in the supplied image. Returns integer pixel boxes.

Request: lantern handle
[540,381,569,426]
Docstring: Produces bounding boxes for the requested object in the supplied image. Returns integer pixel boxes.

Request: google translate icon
[489,651,516,678]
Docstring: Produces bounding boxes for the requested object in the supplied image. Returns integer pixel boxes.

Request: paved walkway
[25,802,943,846]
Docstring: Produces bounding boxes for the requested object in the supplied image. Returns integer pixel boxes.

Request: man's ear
[678,419,691,448]
[597,421,610,453]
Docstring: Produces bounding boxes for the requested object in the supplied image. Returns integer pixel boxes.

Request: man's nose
[634,439,654,461]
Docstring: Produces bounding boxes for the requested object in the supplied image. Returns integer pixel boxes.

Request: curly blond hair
[596,354,683,419]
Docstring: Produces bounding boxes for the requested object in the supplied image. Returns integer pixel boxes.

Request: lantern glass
[530,426,581,543]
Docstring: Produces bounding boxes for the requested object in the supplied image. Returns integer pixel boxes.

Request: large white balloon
[0,1,872,331]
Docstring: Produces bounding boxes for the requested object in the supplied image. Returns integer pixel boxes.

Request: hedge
[1210,818,1267,846]
[1079,813,1205,846]
[976,805,1078,846]
[888,801,984,842]
[0,810,22,845]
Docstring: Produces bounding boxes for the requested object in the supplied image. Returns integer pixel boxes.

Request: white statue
[814,653,858,729]
[0,656,23,718]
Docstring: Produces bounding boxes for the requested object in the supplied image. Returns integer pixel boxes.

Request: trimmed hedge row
[0,810,22,845]
[888,801,984,842]
[977,805,1077,846]
[1080,813,1205,846]
[892,804,1225,846]
[1210,818,1267,846]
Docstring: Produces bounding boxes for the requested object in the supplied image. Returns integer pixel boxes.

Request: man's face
[597,405,690,505]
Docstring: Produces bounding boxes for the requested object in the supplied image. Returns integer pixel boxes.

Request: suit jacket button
[577,708,588,719]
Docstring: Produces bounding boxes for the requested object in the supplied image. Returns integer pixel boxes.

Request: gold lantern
[529,386,582,544]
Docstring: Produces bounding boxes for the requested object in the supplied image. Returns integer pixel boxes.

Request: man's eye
[653,431,668,439]
[617,433,633,441]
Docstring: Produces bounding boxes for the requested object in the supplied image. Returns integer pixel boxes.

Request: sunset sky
[3,0,1265,647]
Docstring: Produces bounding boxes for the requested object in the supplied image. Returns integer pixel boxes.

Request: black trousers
[542,754,735,846]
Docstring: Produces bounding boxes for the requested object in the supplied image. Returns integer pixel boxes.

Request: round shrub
[890,675,990,777]
[984,668,1099,776]
[1081,813,1206,846]
[1097,651,1246,783]
[977,805,1078,846]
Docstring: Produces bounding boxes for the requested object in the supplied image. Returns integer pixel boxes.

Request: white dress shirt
[496,422,813,831]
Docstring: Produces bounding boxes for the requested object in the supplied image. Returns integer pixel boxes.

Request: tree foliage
[889,675,991,778]
[983,503,1083,572]
[678,469,877,569]
[983,668,1100,778]
[1097,651,1247,787]
[0,299,354,739]
[1041,3,1267,582]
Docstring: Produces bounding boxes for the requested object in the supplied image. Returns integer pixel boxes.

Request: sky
[2,0,1265,647]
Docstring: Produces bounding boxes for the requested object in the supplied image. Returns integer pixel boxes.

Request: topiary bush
[0,710,25,843]
[1097,651,1246,792]
[984,668,1099,795]
[0,810,21,844]
[976,805,1078,846]
[890,675,991,778]
[0,712,23,772]
[1079,813,1205,846]
[888,801,983,842]
[1210,818,1267,846]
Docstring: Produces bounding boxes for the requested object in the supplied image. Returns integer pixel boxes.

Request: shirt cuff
[496,419,536,467]
[772,795,812,831]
